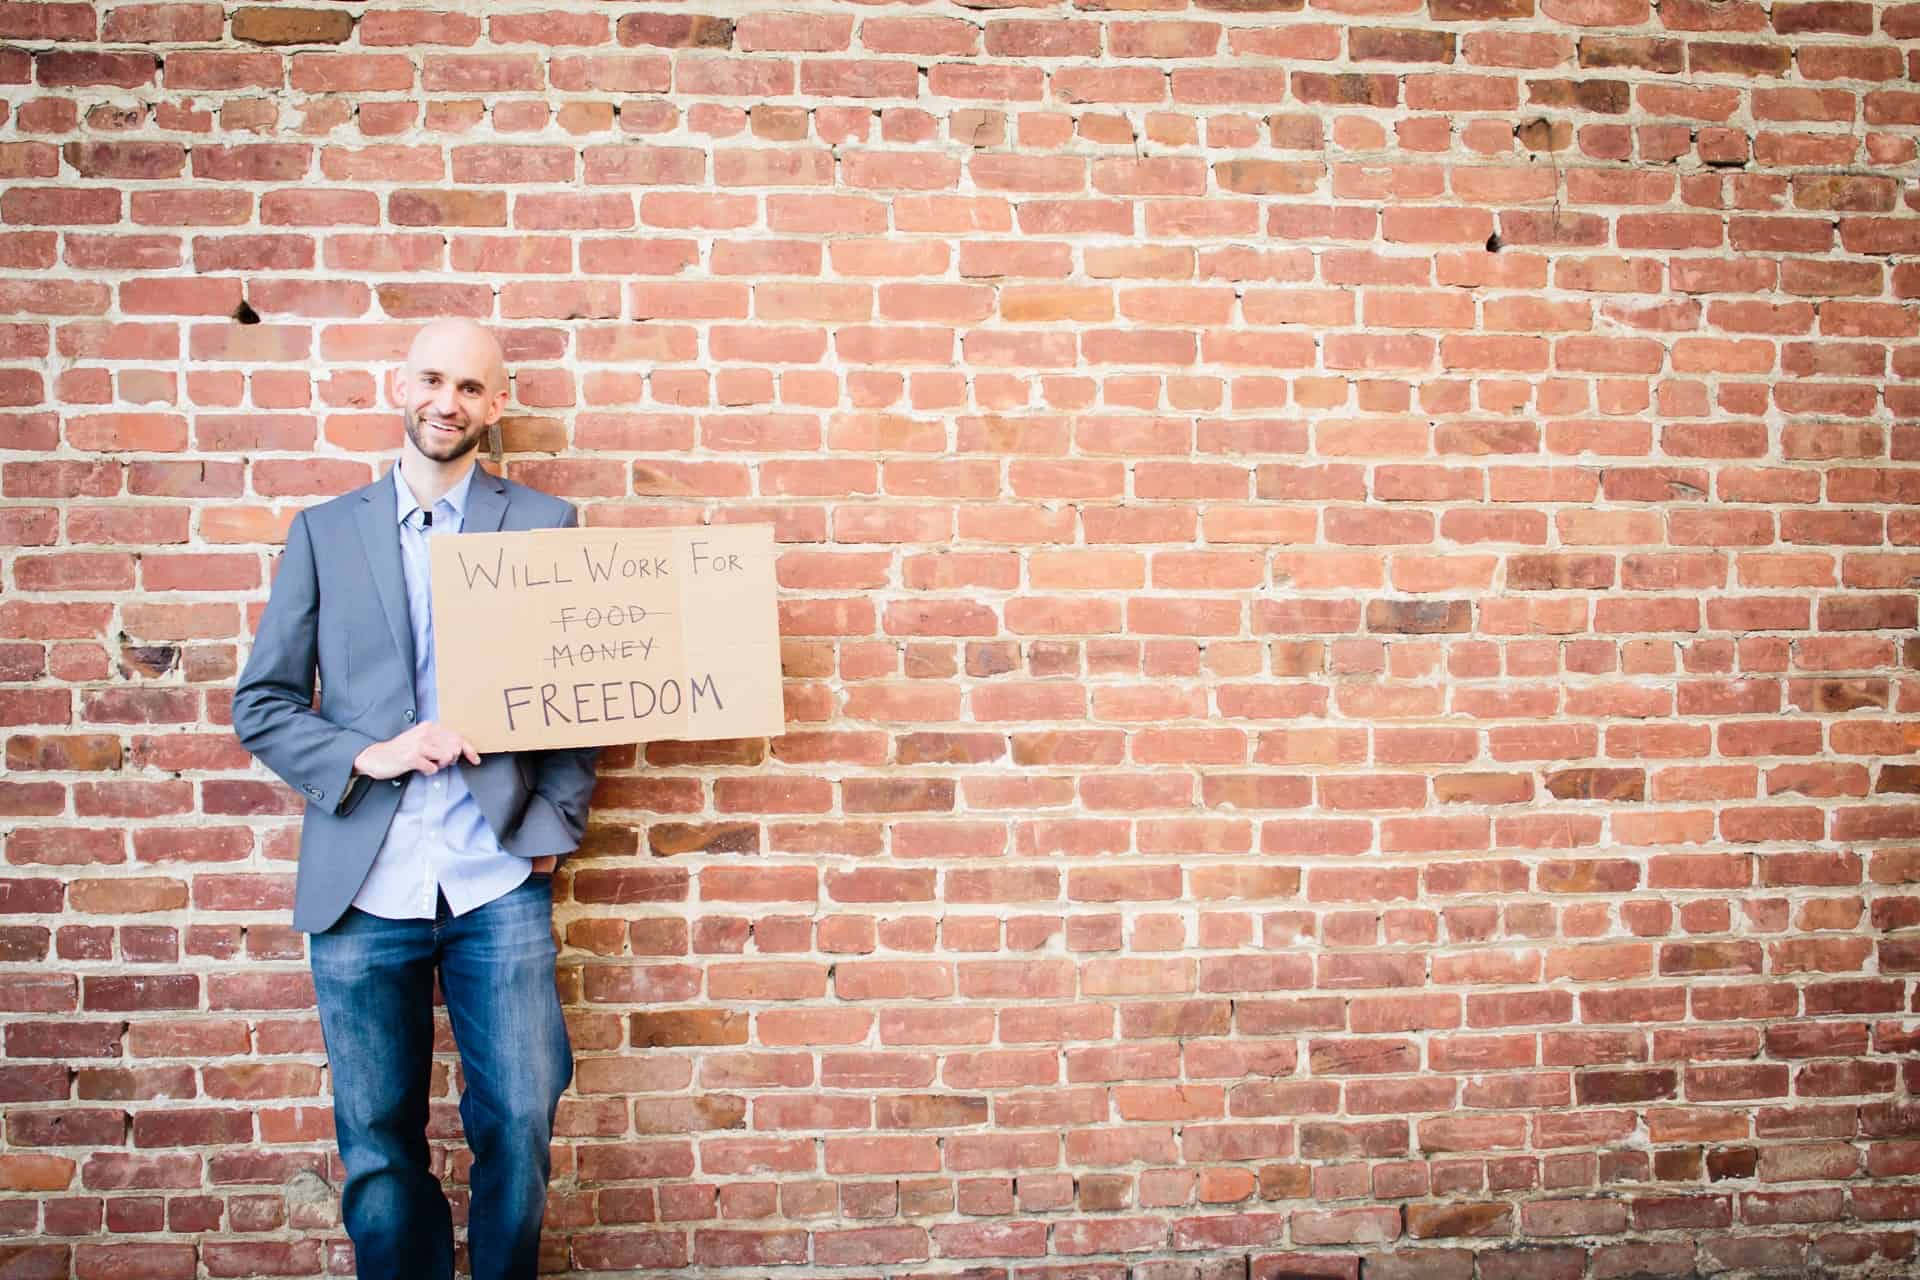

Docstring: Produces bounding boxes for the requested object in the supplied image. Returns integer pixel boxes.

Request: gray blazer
[233,468,601,933]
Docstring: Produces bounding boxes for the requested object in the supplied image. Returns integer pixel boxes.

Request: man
[233,319,599,1280]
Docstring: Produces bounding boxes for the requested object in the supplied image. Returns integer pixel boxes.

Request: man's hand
[352,722,479,781]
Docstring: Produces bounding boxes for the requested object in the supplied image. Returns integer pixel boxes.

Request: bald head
[405,319,506,397]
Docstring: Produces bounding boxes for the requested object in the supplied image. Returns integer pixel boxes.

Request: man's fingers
[429,726,479,767]
[372,724,473,778]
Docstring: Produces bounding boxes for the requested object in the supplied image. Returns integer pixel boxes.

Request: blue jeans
[310,876,571,1280]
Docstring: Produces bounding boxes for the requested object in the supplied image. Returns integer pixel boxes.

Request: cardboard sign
[429,524,784,752]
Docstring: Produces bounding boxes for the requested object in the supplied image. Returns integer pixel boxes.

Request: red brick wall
[5,1,1920,1276]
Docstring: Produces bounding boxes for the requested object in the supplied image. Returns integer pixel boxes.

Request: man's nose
[429,383,459,416]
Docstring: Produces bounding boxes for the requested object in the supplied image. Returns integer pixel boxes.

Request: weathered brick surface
[2,1,1919,1275]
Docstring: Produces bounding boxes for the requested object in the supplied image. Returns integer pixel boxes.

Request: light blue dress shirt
[350,467,531,919]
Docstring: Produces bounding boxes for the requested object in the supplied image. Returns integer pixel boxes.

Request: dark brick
[1543,769,1645,802]
[1293,72,1399,107]
[1578,36,1684,72]
[874,1094,988,1129]
[1474,1246,1585,1280]
[1405,1202,1512,1238]
[1350,27,1454,61]
[1878,766,1920,795]
[8,1108,126,1147]
[1772,1,1874,33]
[647,822,761,855]
[35,50,157,87]
[618,13,732,47]
[1789,679,1887,712]
[1367,600,1472,634]
[1689,41,1793,76]
[1429,0,1532,15]
[61,142,186,179]
[1300,1119,1410,1160]
[5,734,122,771]
[231,7,353,44]
[388,189,506,228]
[0,1246,69,1280]
[1507,555,1615,590]
[1576,1068,1678,1105]
[1708,1147,1759,1180]
[630,1009,749,1047]
[1661,942,1763,975]
[117,645,178,679]
[1528,79,1631,113]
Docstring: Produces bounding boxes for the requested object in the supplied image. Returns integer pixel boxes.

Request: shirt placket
[413,507,445,915]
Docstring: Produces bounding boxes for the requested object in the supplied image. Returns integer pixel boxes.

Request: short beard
[403,406,484,464]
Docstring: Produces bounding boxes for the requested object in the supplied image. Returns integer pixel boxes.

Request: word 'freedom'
[503,674,725,731]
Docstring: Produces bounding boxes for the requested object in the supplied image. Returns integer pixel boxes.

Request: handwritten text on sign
[429,524,783,753]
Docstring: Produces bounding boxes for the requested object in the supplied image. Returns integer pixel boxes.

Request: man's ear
[487,385,508,465]
[386,365,406,408]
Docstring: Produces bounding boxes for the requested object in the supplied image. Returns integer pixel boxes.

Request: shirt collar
[393,464,476,528]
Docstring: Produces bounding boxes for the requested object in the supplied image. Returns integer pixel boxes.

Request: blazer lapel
[356,474,415,675]
[464,466,509,534]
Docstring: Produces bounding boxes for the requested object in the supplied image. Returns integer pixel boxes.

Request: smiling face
[391,320,508,471]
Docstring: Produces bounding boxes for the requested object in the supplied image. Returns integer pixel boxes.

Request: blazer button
[392,779,403,787]
[403,709,416,722]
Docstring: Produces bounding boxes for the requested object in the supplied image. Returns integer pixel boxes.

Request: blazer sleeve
[232,510,380,815]
[514,501,602,856]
